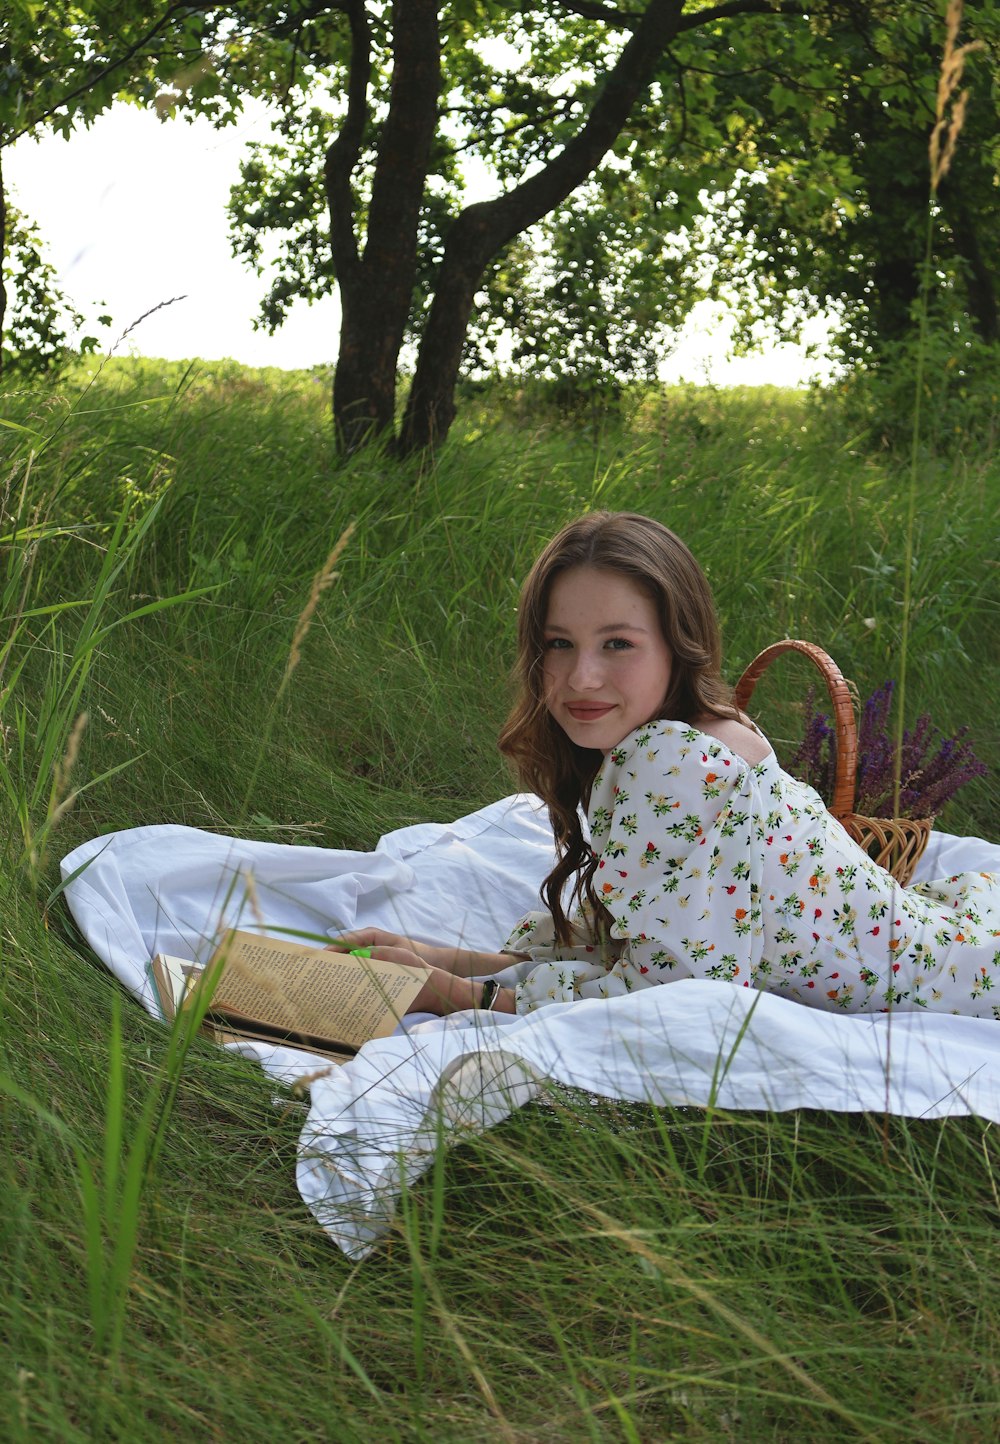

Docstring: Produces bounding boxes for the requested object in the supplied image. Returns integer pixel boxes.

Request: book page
[207,932,430,1051]
[150,954,199,1021]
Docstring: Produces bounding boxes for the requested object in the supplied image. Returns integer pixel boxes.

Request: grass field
[1,358,998,1441]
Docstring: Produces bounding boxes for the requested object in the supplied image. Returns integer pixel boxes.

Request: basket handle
[733,639,858,819]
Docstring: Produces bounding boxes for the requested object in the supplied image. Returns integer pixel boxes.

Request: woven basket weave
[733,639,933,887]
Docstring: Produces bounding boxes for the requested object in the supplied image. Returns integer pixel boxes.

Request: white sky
[8,101,834,384]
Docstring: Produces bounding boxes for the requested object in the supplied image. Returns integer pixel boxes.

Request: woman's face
[542,565,673,752]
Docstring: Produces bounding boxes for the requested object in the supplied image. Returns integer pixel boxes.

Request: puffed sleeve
[501,908,596,960]
[502,906,629,1012]
[588,722,767,989]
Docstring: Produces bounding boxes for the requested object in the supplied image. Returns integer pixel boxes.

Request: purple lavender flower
[788,686,836,798]
[788,681,986,819]
[855,682,896,815]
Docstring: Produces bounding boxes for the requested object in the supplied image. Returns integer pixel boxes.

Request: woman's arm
[403,969,517,1016]
[585,720,765,990]
[329,927,522,977]
[327,931,518,1016]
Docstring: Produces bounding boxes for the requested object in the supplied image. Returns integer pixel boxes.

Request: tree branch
[324,0,371,284]
[7,2,217,145]
[676,0,806,30]
[402,0,691,446]
[454,0,687,258]
[512,0,809,38]
[446,98,579,159]
[668,47,844,91]
[363,0,440,271]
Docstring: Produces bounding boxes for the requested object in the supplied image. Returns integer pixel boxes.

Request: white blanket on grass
[61,795,1000,1259]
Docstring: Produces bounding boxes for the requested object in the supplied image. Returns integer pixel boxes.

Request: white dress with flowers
[504,720,1000,1019]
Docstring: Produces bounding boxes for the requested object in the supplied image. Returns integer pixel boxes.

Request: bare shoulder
[693,714,773,766]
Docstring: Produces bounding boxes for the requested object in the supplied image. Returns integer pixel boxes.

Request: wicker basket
[733,639,933,886]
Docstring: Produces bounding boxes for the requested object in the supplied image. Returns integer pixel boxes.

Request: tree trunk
[333,301,405,448]
[399,0,685,453]
[328,0,440,451]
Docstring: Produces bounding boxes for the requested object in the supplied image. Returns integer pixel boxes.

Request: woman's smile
[565,701,617,720]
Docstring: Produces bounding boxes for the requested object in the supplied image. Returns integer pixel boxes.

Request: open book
[150,930,431,1062]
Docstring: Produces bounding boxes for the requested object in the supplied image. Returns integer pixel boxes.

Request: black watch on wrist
[478,977,502,1011]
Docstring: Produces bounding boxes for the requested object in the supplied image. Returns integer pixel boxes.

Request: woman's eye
[606,638,633,651]
[544,637,571,650]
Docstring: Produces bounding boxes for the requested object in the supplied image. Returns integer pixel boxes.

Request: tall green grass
[1,358,998,1441]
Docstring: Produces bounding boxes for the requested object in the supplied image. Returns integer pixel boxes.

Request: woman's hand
[326,929,434,972]
[327,928,513,978]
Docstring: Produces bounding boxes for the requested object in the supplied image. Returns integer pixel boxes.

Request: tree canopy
[0,0,219,371]
[217,0,1000,449]
[700,1,1000,361]
[5,2,999,443]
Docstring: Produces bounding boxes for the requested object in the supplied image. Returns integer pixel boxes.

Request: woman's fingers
[366,946,430,970]
[327,927,410,952]
[328,929,451,970]
[324,940,430,972]
[327,933,492,976]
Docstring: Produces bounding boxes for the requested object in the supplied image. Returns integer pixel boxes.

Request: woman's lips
[566,702,616,721]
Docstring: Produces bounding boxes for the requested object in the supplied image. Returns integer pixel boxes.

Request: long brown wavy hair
[497,511,737,944]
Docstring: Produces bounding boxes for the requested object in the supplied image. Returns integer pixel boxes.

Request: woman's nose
[569,649,603,690]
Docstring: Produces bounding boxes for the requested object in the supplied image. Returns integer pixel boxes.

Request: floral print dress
[504,720,1000,1019]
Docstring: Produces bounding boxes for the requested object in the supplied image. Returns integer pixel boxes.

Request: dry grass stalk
[47,711,88,829]
[239,866,266,930]
[929,0,984,191]
[116,297,188,348]
[279,521,357,697]
[289,1065,336,1099]
[35,711,90,878]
